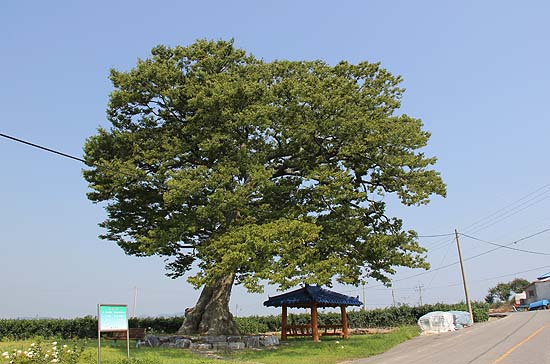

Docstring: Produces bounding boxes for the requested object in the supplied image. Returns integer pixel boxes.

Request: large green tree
[509,278,530,294]
[83,40,446,335]
[485,278,530,303]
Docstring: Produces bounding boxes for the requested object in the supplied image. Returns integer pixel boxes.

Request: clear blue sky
[1,0,549,318]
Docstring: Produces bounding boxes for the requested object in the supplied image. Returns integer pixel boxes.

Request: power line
[461,184,550,233]
[417,233,455,253]
[421,183,550,251]
[424,193,549,251]
[461,230,550,256]
[466,196,550,236]
[513,228,550,244]
[369,227,550,288]
[450,229,550,264]
[0,131,141,180]
[0,132,86,163]
[363,264,550,294]
[427,265,550,290]
[350,261,550,294]
[417,233,455,238]
[424,240,457,253]
[425,240,454,290]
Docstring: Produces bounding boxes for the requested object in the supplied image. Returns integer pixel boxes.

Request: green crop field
[0,326,418,364]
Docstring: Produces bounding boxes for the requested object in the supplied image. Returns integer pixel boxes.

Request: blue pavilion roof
[263,285,363,308]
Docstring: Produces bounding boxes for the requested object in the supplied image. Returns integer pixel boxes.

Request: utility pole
[416,282,424,306]
[455,229,474,322]
[391,287,396,307]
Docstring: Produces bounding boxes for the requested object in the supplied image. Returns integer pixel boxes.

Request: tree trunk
[178,273,239,335]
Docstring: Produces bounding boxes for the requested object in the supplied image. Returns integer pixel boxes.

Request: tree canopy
[485,278,530,303]
[83,39,446,294]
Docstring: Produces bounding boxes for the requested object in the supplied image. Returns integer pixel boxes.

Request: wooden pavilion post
[281,305,288,341]
[311,303,320,342]
[340,305,349,339]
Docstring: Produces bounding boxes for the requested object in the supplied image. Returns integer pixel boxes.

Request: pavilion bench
[285,324,346,337]
[104,328,146,348]
[286,324,312,337]
[319,324,345,336]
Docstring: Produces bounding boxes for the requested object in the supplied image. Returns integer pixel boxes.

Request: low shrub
[0,302,488,339]
[0,317,96,341]
[234,302,489,332]
[234,317,269,335]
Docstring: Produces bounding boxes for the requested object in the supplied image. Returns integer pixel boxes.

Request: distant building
[521,272,550,306]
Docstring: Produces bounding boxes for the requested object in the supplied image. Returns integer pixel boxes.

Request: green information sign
[98,305,128,332]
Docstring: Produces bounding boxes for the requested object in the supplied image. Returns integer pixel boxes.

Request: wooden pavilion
[263,284,362,342]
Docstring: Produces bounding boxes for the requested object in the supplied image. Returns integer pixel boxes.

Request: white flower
[62,345,68,348]
[16,350,22,355]
[335,340,340,344]
[51,359,59,363]
[1,352,9,358]
[340,345,345,349]
[45,354,49,358]
[31,343,36,347]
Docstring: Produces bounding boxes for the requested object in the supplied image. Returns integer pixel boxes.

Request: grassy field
[0,326,419,364]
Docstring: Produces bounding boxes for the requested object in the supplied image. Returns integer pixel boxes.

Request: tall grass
[0,326,419,364]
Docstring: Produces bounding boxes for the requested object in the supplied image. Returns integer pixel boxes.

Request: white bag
[417,311,455,334]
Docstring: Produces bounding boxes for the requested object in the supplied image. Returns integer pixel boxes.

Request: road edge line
[493,325,548,363]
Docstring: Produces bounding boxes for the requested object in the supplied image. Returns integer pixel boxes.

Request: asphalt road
[344,310,550,364]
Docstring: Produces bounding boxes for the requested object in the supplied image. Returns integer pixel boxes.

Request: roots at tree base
[178,273,240,335]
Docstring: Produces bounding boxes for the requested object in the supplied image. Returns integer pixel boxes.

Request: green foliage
[234,317,269,335]
[0,318,96,341]
[486,278,530,303]
[0,317,183,341]
[83,39,446,294]
[0,302,488,340]
[509,278,530,293]
[489,283,512,302]
[222,302,489,334]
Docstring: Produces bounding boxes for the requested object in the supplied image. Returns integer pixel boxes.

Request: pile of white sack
[417,311,473,334]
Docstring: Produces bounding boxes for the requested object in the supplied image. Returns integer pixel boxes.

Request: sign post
[97,304,129,364]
